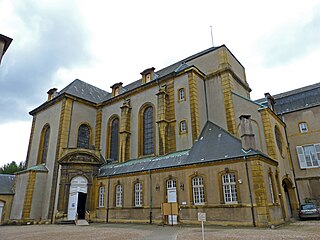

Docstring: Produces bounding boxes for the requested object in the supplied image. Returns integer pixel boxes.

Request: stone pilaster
[22,171,36,219]
[119,99,131,162]
[156,85,169,155]
[188,71,200,142]
[95,109,102,150]
[25,116,37,168]
[251,159,271,226]
[260,108,277,159]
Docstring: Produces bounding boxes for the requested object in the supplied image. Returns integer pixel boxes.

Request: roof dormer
[111,82,123,97]
[140,67,155,84]
[47,88,58,101]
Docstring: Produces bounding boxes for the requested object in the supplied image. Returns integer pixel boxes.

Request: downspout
[203,77,209,121]
[149,170,153,224]
[243,153,256,227]
[280,114,301,205]
[106,176,110,223]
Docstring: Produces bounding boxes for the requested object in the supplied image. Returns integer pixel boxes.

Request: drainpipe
[280,114,301,206]
[203,77,209,121]
[149,170,153,224]
[243,152,256,227]
[106,176,110,223]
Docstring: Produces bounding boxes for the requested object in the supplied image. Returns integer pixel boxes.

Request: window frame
[222,173,238,204]
[179,120,187,134]
[134,182,143,207]
[115,184,123,207]
[139,104,155,157]
[37,124,50,165]
[98,186,105,208]
[77,124,91,149]
[192,176,205,205]
[296,144,320,169]
[299,122,308,133]
[178,88,186,102]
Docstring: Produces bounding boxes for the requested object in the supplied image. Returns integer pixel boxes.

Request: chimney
[239,115,256,150]
[47,88,58,101]
[264,92,275,111]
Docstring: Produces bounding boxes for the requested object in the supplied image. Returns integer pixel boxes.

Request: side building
[261,83,320,206]
[8,45,298,227]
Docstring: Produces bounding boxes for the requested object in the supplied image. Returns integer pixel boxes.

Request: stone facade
[8,45,300,227]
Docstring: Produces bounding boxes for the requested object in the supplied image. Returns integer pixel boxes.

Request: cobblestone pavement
[0,220,319,240]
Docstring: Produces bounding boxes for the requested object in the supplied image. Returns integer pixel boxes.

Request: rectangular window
[180,120,187,133]
[296,144,320,169]
[134,183,143,207]
[116,185,123,207]
[178,88,185,102]
[299,122,308,133]
[268,175,275,203]
[192,177,205,205]
[98,186,105,207]
[222,174,238,203]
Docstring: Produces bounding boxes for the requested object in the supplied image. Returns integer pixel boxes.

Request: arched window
[38,125,50,164]
[222,173,238,203]
[143,106,154,155]
[77,124,90,149]
[110,118,119,160]
[274,126,283,155]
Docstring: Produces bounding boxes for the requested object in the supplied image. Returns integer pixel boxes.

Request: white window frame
[98,186,105,208]
[296,144,320,169]
[178,88,185,101]
[134,183,143,207]
[222,173,238,204]
[192,177,205,205]
[180,121,187,133]
[299,122,308,133]
[116,185,123,207]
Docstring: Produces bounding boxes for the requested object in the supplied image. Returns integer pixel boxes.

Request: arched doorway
[282,178,297,218]
[67,176,88,220]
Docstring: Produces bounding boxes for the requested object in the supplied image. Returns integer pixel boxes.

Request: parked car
[299,203,320,220]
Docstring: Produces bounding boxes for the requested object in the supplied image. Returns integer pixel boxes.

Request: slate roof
[47,46,222,105]
[98,121,262,177]
[16,164,49,174]
[58,79,111,104]
[256,82,320,114]
[0,174,15,194]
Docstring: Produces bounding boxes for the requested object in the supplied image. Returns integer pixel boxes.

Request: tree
[0,161,25,174]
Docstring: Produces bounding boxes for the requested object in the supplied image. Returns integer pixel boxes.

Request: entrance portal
[167,180,177,225]
[67,176,88,220]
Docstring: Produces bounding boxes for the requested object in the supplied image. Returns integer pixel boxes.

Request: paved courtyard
[1,220,319,240]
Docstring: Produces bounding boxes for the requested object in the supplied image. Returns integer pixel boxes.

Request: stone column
[156,85,169,155]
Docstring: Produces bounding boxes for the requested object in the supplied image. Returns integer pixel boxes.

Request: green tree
[0,161,25,174]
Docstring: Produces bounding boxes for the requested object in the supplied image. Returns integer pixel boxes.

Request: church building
[7,45,299,227]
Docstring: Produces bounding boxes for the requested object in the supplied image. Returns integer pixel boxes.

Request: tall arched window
[38,125,50,164]
[110,118,119,160]
[143,106,154,155]
[77,124,91,149]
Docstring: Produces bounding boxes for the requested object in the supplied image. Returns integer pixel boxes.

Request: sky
[0,0,319,166]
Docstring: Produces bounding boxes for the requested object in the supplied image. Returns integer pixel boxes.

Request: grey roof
[54,46,221,104]
[0,174,15,194]
[98,121,261,177]
[58,79,111,103]
[0,34,13,63]
[256,82,320,114]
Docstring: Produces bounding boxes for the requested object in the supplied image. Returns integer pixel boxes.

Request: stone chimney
[264,92,275,111]
[239,115,256,150]
[47,88,58,101]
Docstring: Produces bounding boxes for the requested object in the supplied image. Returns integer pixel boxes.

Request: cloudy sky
[0,0,319,166]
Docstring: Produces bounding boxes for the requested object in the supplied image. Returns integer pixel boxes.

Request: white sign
[198,212,206,222]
